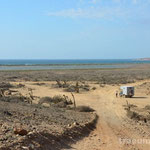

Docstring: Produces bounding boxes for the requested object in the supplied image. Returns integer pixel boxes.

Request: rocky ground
[0,87,97,150]
[0,64,150,84]
[1,65,150,150]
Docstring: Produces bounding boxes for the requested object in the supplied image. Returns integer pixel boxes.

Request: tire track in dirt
[13,80,150,150]
[68,84,148,150]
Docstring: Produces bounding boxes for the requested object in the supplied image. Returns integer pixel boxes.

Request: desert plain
[1,64,150,150]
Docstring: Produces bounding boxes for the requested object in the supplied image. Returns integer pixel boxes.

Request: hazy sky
[0,0,150,59]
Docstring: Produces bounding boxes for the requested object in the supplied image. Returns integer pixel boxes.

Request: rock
[73,122,79,126]
[29,144,34,149]
[0,136,8,141]
[3,111,12,116]
[14,128,28,136]
[32,126,36,130]
[28,132,34,135]
[68,124,71,127]
[22,146,29,150]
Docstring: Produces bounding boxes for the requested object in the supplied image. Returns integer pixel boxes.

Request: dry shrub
[65,84,90,93]
[56,80,69,88]
[65,86,76,92]
[53,101,67,108]
[124,104,137,110]
[52,95,67,104]
[76,106,95,112]
[38,97,53,105]
[100,84,105,88]
[38,95,73,108]
[92,87,97,90]
[0,96,27,103]
[33,83,45,86]
[55,80,91,93]
[16,83,25,88]
[0,82,14,89]
[144,105,150,110]
[127,110,141,120]
[82,87,90,91]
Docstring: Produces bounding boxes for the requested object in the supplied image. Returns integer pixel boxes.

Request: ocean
[0,59,149,70]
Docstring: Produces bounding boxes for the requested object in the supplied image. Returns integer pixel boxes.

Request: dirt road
[67,82,150,150]
[12,80,150,150]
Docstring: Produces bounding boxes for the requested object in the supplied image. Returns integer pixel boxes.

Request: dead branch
[56,80,62,88]
[75,81,79,93]
[126,100,130,111]
[71,92,76,110]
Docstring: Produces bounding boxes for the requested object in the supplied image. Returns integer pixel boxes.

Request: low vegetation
[38,95,73,108]
[1,65,150,84]
[124,101,150,123]
[0,82,97,149]
[76,106,95,112]
[54,80,96,93]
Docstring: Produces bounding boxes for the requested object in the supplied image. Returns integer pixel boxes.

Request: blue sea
[0,59,149,70]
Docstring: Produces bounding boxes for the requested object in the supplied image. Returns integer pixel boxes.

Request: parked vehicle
[120,86,134,98]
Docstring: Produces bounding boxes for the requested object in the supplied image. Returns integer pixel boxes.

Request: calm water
[0,59,149,70]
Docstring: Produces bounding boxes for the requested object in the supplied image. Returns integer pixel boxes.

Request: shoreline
[0,63,136,66]
[0,64,136,71]
[0,59,150,67]
[0,62,149,67]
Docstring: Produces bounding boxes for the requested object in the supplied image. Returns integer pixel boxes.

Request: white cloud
[47,0,150,23]
[47,7,130,20]
[48,8,89,18]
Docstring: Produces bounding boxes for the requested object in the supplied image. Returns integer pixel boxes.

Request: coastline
[0,64,132,71]
[0,59,149,71]
[0,63,133,66]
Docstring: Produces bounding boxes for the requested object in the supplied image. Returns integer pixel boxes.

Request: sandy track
[69,87,127,150]
[67,83,150,150]
[12,80,150,150]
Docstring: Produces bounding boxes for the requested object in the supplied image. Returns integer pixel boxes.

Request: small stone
[29,144,34,149]
[3,111,12,116]
[68,124,71,127]
[22,146,29,150]
[28,132,34,135]
[14,128,28,136]
[73,122,79,126]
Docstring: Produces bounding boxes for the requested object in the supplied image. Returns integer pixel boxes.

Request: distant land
[136,58,150,61]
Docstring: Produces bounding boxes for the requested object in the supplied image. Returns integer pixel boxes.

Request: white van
[120,86,134,98]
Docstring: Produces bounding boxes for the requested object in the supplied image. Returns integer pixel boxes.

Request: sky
[0,0,150,59]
